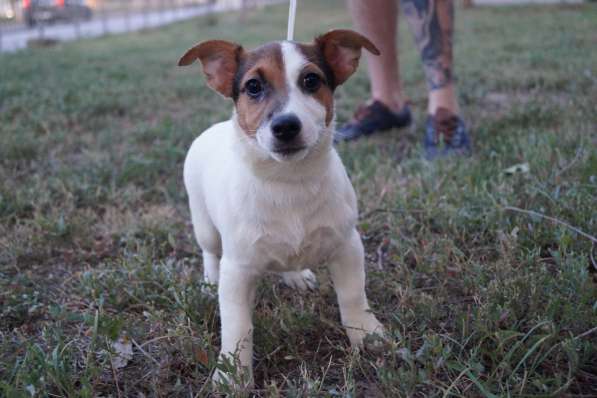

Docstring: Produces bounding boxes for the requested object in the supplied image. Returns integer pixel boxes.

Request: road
[0,1,283,53]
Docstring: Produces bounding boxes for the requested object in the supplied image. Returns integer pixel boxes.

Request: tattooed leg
[402,0,460,114]
[403,0,454,89]
[347,0,406,112]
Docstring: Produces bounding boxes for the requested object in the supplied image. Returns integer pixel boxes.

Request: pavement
[475,0,581,4]
[0,1,284,53]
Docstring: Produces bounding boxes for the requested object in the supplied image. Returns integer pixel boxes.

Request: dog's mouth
[272,146,307,156]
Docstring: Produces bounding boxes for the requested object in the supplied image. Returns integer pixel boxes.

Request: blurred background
[2,1,219,26]
[0,0,587,52]
[0,0,280,51]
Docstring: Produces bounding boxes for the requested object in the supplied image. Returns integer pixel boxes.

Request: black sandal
[335,100,412,142]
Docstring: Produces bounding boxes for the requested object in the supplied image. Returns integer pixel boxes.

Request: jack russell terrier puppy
[179,29,385,387]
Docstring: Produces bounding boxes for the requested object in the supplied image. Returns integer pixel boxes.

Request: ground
[0,1,596,396]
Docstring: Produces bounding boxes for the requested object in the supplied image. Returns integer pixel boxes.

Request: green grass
[1,1,596,396]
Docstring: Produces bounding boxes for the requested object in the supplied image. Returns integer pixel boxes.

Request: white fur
[184,42,384,389]
[281,269,318,291]
[255,42,329,162]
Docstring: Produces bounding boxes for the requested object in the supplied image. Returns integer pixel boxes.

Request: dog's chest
[234,184,356,272]
[256,215,351,272]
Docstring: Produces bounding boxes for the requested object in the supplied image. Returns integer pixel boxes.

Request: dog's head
[179,30,379,162]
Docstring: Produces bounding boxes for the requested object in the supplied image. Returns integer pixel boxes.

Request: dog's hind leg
[202,251,220,285]
[188,193,221,286]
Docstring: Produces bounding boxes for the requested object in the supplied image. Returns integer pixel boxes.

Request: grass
[1,0,596,396]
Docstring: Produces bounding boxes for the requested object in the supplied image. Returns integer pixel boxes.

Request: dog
[179,29,385,388]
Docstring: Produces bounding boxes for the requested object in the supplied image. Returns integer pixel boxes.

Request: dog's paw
[344,313,386,349]
[200,281,218,299]
[280,269,318,291]
[212,367,254,393]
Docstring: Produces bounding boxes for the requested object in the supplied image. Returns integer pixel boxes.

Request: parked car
[23,0,92,27]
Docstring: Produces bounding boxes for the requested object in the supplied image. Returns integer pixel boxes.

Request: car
[23,0,92,27]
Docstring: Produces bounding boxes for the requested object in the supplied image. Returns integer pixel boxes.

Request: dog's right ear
[178,40,244,98]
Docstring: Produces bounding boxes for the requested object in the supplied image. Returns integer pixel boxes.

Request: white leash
[287,0,297,41]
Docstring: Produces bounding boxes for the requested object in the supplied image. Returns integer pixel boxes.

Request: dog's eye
[245,79,263,98]
[303,73,322,93]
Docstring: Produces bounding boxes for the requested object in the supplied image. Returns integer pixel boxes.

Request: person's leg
[402,0,459,115]
[347,0,405,112]
[336,0,412,142]
[402,0,471,158]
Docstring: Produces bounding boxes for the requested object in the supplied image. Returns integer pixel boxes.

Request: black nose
[271,114,301,142]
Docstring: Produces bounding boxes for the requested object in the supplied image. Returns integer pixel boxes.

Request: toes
[200,281,218,298]
[212,368,254,391]
[281,270,318,291]
[301,270,318,290]
[344,315,385,347]
[295,277,308,291]
[347,326,386,349]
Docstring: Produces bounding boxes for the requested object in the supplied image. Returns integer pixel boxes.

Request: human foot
[423,107,472,160]
[335,100,412,142]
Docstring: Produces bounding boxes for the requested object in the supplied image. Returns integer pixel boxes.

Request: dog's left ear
[315,29,380,87]
[178,40,244,98]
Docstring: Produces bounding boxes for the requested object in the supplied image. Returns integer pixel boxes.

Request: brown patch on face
[296,44,335,126]
[234,43,288,136]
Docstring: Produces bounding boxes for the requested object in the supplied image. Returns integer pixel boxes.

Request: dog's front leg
[328,229,384,347]
[213,258,258,389]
